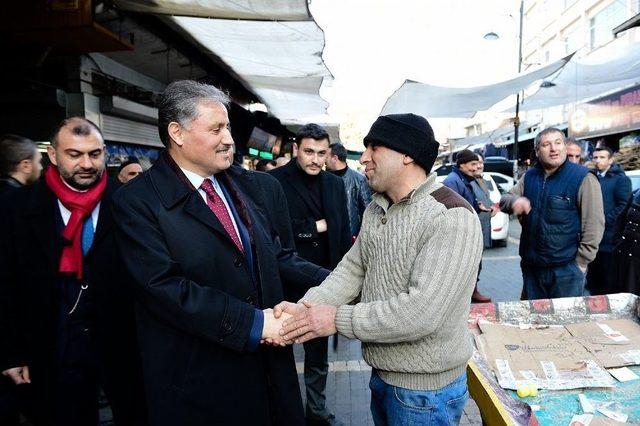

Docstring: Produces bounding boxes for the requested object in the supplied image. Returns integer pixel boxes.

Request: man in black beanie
[443,149,492,303]
[272,113,483,425]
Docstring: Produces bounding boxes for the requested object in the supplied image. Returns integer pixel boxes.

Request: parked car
[484,172,515,193]
[483,156,517,178]
[435,173,509,246]
[626,169,640,193]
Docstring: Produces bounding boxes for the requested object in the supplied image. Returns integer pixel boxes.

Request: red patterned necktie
[200,179,244,253]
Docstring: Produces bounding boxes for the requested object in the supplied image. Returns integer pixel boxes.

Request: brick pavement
[294,335,483,425]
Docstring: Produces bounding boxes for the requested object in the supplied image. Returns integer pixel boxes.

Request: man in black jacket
[0,134,42,200]
[326,142,372,240]
[112,80,329,426]
[0,118,146,426]
[586,147,631,294]
[270,124,350,426]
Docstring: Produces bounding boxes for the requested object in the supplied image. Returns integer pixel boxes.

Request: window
[565,27,583,53]
[590,1,627,49]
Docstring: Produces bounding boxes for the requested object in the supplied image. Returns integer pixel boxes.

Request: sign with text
[569,85,640,139]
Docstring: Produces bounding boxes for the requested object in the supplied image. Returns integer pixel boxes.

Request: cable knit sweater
[302,174,482,390]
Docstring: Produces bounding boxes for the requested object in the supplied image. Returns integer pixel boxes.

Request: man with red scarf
[0,117,146,425]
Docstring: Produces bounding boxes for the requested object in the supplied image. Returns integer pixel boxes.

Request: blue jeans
[369,371,468,426]
[522,262,585,300]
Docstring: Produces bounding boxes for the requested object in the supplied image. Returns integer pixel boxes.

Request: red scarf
[44,166,107,279]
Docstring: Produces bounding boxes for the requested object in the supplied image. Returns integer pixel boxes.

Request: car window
[492,175,506,183]
[630,175,640,192]
[485,179,495,191]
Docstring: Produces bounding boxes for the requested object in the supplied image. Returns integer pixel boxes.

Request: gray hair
[157,80,230,147]
[0,134,38,175]
[565,137,582,150]
[534,127,565,149]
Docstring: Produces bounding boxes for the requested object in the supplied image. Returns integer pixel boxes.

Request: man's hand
[2,366,30,385]
[315,219,328,233]
[273,301,307,319]
[280,301,337,344]
[261,309,293,346]
[512,197,532,215]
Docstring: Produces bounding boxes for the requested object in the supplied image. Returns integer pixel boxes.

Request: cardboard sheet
[476,321,614,390]
[565,320,640,369]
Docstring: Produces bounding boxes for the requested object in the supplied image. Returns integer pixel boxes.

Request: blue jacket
[521,160,589,267]
[443,167,479,212]
[592,163,632,252]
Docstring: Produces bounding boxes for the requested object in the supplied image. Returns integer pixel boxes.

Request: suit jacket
[111,154,328,426]
[269,161,351,299]
[0,178,146,422]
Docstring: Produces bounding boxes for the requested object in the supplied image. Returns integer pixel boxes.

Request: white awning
[170,16,332,124]
[113,0,310,21]
[514,42,640,112]
[380,54,572,118]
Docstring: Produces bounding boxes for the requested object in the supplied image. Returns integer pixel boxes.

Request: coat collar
[22,178,117,267]
[281,160,327,217]
[149,152,194,209]
[149,154,252,255]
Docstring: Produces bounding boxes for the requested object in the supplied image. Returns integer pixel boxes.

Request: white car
[484,172,515,193]
[435,173,509,246]
[626,169,640,193]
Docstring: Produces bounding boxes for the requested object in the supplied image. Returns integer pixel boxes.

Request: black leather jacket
[339,167,372,237]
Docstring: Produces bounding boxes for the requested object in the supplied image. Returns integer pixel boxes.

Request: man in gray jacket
[325,142,372,239]
[272,114,482,425]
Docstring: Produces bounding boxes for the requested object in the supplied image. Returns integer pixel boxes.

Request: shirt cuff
[245,309,264,352]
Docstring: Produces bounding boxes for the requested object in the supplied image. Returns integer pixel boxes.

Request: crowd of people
[0,79,639,426]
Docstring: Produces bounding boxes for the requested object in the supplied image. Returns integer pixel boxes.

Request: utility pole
[513,0,524,177]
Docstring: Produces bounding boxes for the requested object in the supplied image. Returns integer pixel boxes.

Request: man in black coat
[112,80,329,426]
[0,134,43,425]
[269,124,351,426]
[0,134,42,201]
[0,118,146,426]
[586,147,631,295]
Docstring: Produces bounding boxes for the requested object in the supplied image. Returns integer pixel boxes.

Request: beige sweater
[302,174,483,390]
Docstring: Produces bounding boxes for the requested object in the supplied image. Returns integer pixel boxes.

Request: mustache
[74,168,98,175]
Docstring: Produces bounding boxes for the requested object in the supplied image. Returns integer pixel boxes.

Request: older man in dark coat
[112,80,328,426]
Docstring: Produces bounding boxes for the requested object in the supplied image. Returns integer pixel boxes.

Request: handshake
[260,301,337,346]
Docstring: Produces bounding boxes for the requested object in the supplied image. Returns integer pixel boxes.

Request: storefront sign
[569,85,640,138]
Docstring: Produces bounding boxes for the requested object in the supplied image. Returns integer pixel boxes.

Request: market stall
[468,293,640,425]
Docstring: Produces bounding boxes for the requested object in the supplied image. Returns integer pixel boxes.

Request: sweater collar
[373,173,437,212]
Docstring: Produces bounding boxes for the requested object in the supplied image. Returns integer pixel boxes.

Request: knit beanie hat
[363,113,440,172]
[456,149,479,166]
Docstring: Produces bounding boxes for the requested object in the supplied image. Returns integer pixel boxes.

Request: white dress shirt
[58,201,100,228]
[179,167,242,245]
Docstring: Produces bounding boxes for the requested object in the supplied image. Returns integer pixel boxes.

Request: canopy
[170,16,332,124]
[380,54,572,118]
[514,42,640,112]
[113,0,310,20]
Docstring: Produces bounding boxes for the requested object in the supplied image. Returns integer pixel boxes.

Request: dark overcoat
[269,161,351,300]
[112,155,328,425]
[0,179,146,424]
